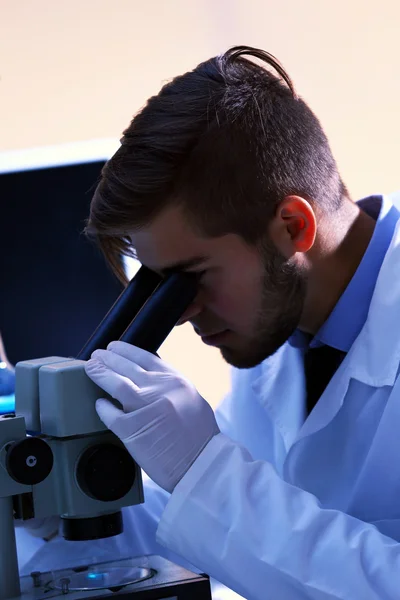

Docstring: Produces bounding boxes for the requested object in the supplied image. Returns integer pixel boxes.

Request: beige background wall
[1,0,399,406]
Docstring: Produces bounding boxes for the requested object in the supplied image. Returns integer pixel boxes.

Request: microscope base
[14,555,211,600]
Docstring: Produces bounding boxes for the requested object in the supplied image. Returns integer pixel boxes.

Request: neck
[299,199,376,335]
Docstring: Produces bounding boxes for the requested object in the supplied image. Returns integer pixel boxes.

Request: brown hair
[86,45,346,282]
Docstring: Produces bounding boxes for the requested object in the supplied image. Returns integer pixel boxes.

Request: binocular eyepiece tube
[77,266,199,360]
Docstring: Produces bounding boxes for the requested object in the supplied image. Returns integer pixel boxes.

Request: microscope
[0,266,212,600]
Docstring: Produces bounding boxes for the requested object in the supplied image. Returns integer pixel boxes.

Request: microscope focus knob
[76,443,136,502]
[6,438,54,485]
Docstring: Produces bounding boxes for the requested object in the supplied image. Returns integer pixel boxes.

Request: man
[29,46,400,598]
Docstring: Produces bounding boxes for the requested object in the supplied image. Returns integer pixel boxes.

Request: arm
[157,433,400,600]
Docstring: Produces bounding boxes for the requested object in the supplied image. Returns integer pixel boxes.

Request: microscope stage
[16,555,211,600]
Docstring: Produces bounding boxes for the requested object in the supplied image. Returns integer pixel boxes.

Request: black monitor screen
[0,160,123,365]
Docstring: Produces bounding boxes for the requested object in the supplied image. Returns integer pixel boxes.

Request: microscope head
[11,266,199,541]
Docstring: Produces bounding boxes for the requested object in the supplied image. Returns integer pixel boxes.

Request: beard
[220,241,307,369]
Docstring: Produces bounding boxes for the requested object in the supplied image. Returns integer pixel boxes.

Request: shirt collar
[289,194,400,352]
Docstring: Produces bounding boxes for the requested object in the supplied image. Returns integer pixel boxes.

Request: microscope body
[15,357,143,528]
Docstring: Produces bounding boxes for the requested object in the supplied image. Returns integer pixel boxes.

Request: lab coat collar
[251,342,306,450]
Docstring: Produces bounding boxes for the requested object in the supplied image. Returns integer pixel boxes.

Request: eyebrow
[157,255,208,276]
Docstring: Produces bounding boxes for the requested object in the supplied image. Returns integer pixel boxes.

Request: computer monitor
[0,141,130,366]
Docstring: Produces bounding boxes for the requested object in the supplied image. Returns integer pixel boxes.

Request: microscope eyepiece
[119,271,199,354]
[77,266,199,358]
[77,266,162,360]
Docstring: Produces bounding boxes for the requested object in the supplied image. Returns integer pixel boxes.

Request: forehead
[129,205,256,272]
[130,206,209,270]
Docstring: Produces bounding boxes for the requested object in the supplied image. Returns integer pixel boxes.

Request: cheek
[203,271,261,329]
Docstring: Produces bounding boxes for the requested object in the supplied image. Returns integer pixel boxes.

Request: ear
[269,195,316,257]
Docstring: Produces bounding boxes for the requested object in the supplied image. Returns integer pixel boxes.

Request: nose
[176,298,203,326]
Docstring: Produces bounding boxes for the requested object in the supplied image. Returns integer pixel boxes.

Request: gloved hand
[84,341,220,493]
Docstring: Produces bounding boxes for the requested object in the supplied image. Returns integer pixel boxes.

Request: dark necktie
[303,345,347,415]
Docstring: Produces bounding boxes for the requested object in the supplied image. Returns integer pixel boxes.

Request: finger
[95,398,123,430]
[90,348,151,386]
[85,359,145,411]
[107,341,172,373]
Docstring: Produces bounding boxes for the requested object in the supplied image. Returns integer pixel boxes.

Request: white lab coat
[21,193,400,599]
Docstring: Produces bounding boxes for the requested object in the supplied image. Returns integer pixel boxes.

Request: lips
[200,330,229,346]
[198,330,224,337]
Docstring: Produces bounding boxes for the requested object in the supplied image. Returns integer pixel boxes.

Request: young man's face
[130,205,306,368]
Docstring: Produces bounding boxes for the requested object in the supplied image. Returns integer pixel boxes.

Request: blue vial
[0,362,15,414]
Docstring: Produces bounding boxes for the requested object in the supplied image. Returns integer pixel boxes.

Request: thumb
[95,398,123,430]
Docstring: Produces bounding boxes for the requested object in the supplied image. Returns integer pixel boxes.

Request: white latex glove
[85,341,220,493]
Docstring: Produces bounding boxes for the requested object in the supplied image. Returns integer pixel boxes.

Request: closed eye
[187,269,206,280]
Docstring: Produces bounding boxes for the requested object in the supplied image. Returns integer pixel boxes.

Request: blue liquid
[0,394,15,415]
